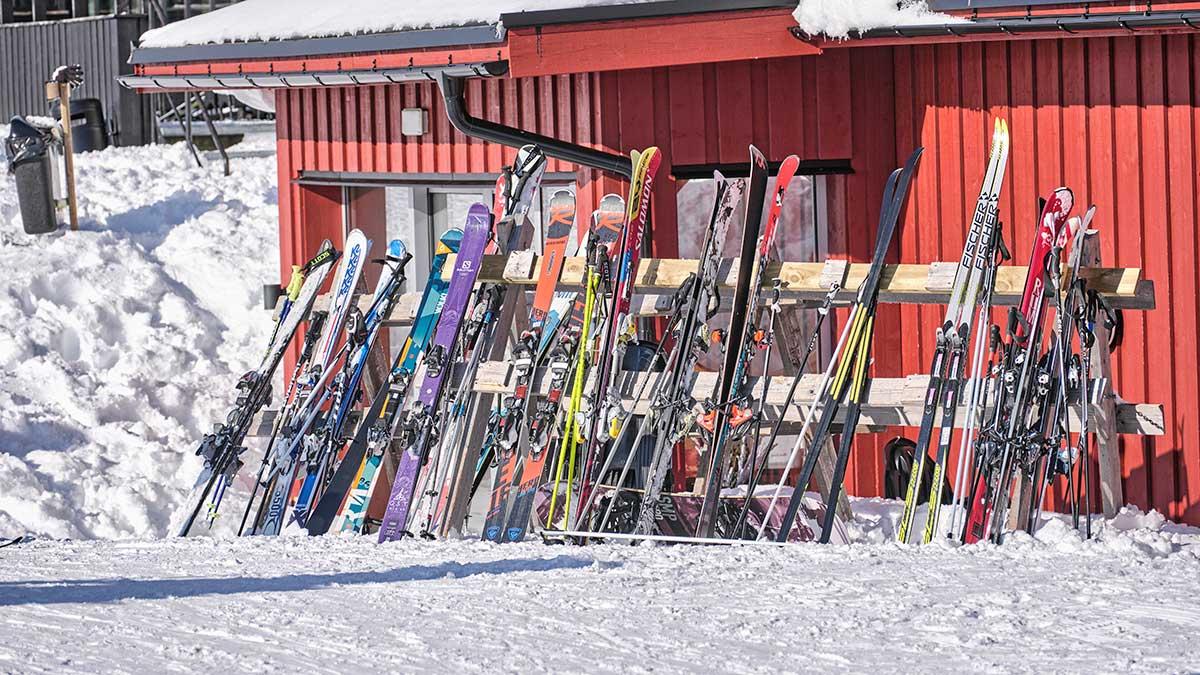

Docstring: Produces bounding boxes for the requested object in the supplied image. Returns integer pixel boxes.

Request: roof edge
[130,24,502,66]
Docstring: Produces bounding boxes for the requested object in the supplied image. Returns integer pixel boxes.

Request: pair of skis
[175,241,337,536]
[766,147,925,543]
[695,147,801,538]
[897,119,1010,544]
[303,228,463,536]
[962,187,1075,544]
[376,144,548,542]
[569,148,663,533]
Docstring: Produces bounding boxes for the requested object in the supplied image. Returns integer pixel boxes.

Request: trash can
[48,97,109,153]
[5,116,64,235]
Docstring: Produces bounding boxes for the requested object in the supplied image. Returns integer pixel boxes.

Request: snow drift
[0,137,279,539]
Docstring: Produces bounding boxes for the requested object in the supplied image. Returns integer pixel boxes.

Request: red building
[123,1,1200,524]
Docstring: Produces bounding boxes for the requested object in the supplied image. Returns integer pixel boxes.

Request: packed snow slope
[0,136,279,540]
[1,505,1197,673]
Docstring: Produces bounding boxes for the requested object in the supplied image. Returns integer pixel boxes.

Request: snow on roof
[792,0,964,39]
[138,0,966,51]
[138,0,665,48]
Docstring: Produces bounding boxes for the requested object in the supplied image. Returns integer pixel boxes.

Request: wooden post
[1079,230,1124,517]
[46,79,79,231]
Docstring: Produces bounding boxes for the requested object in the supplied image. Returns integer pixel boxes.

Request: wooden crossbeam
[434,255,1154,309]
[466,363,1164,437]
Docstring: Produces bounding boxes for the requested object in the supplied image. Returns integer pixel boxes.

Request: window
[675,173,828,377]
[338,176,574,359]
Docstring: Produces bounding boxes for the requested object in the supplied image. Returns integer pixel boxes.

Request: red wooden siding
[887,35,1199,524]
[272,33,1200,524]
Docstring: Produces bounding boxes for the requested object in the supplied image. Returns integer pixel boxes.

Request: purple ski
[377,203,492,542]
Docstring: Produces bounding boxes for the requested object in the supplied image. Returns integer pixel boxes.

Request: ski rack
[269,234,1154,532]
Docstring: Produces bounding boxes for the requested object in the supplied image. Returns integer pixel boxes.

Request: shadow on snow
[0,555,598,606]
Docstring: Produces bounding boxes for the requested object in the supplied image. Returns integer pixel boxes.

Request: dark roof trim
[929,0,1079,8]
[129,24,501,66]
[296,171,577,188]
[499,0,795,29]
[851,11,1200,40]
[673,159,852,181]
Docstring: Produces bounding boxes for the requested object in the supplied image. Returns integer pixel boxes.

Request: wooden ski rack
[285,231,1152,531]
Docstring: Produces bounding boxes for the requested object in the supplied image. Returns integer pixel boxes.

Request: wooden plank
[427,255,1153,309]
[506,9,819,79]
[1081,231,1124,518]
[465,364,1164,436]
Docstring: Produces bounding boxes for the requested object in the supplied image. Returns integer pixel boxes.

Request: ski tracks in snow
[0,525,1196,673]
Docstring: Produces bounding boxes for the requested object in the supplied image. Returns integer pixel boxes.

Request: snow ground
[1,503,1197,673]
[0,134,280,540]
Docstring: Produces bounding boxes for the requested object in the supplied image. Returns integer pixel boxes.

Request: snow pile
[0,138,279,540]
[792,0,965,39]
[139,0,659,48]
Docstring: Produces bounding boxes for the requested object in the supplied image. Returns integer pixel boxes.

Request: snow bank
[0,138,279,539]
[139,0,660,48]
[792,0,965,39]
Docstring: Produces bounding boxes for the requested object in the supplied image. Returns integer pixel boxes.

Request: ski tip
[467,202,494,228]
[387,239,409,261]
[437,227,464,255]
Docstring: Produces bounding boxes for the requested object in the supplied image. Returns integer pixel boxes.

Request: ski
[254,229,371,536]
[499,191,579,542]
[305,228,463,536]
[175,241,337,536]
[896,118,1010,543]
[772,147,924,543]
[377,204,492,542]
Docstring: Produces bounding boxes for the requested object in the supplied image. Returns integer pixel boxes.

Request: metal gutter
[437,72,632,179]
[500,0,794,29]
[817,11,1200,40]
[928,0,1083,9]
[118,62,506,90]
[129,24,502,66]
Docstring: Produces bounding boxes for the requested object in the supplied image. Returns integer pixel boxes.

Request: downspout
[437,72,633,179]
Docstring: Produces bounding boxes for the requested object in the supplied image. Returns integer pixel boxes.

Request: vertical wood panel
[1138,35,1178,519]
[1186,36,1200,524]
[344,88,360,173]
[667,65,707,166]
[816,49,853,159]
[373,86,388,173]
[1112,36,1151,510]
[465,79,485,173]
[715,61,752,163]
[1166,35,1198,523]
[766,57,805,158]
